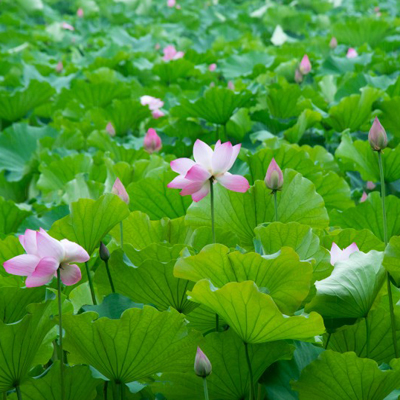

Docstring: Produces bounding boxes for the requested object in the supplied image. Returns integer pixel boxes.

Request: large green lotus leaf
[0,235,23,274]
[292,351,400,400]
[332,18,392,47]
[383,236,400,286]
[128,168,192,220]
[0,287,46,323]
[188,280,325,344]
[0,196,30,236]
[328,308,400,364]
[0,301,55,392]
[175,87,252,125]
[16,362,100,400]
[95,246,197,313]
[0,80,55,122]
[62,175,105,204]
[63,307,201,383]
[175,244,312,314]
[267,84,302,119]
[378,97,400,141]
[0,123,57,181]
[336,133,400,182]
[185,304,227,334]
[185,170,329,249]
[152,329,293,400]
[153,59,195,83]
[305,251,385,319]
[327,87,382,132]
[262,341,323,400]
[284,109,322,144]
[254,222,331,281]
[50,194,130,255]
[330,192,400,242]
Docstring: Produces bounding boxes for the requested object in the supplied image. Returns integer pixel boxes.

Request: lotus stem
[85,261,97,305]
[273,190,278,221]
[244,342,255,400]
[104,259,115,293]
[325,332,331,350]
[210,178,216,244]
[104,381,108,400]
[257,383,264,400]
[203,377,210,400]
[378,151,398,358]
[16,386,22,400]
[57,269,65,400]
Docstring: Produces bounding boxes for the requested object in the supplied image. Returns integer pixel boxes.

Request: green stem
[273,191,278,221]
[116,382,121,400]
[325,332,331,350]
[244,342,255,400]
[57,269,65,400]
[210,179,216,243]
[203,377,210,400]
[121,383,125,400]
[85,261,97,305]
[378,151,398,358]
[257,383,264,400]
[365,316,370,358]
[16,386,22,400]
[104,260,115,293]
[120,221,124,251]
[223,123,227,141]
[104,381,108,400]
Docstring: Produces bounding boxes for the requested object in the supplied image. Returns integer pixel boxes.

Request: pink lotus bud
[55,61,63,73]
[368,117,387,151]
[155,43,161,50]
[346,48,358,58]
[329,37,338,49]
[227,81,235,90]
[265,158,284,191]
[209,63,217,72]
[106,122,116,137]
[210,82,215,88]
[299,55,311,75]
[360,191,368,203]
[144,128,162,153]
[167,0,176,6]
[61,22,74,31]
[152,109,165,119]
[366,181,376,190]
[194,347,212,378]
[112,178,129,204]
[77,8,84,17]
[99,242,110,261]
[294,69,303,83]
[176,4,181,9]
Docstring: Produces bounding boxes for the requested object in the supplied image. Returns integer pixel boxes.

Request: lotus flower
[77,8,84,17]
[299,55,311,75]
[3,229,89,287]
[163,45,184,61]
[346,48,358,58]
[194,347,212,377]
[168,139,249,202]
[294,69,303,83]
[329,37,338,49]
[106,122,116,136]
[99,242,110,262]
[55,61,63,73]
[144,128,162,153]
[140,95,165,119]
[151,109,165,119]
[209,63,217,72]
[155,43,161,50]
[167,0,176,6]
[112,178,130,204]
[368,117,387,151]
[61,22,74,31]
[265,158,284,191]
[329,242,359,266]
[227,81,235,90]
[360,191,368,202]
[366,181,376,190]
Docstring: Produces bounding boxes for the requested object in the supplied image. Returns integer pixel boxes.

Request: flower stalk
[203,378,210,400]
[85,261,97,305]
[57,268,65,400]
[244,342,255,400]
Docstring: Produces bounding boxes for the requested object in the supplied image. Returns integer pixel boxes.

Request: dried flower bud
[265,158,284,191]
[99,242,110,261]
[368,117,387,151]
[194,347,212,378]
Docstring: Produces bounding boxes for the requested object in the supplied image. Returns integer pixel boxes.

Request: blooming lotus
[329,242,359,266]
[144,128,162,153]
[112,178,129,204]
[163,45,184,61]
[346,48,358,58]
[366,181,376,190]
[167,0,176,6]
[168,139,249,202]
[3,229,89,287]
[299,55,311,75]
[140,96,165,119]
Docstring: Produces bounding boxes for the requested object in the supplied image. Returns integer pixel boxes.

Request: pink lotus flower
[265,158,284,191]
[360,191,368,202]
[152,109,165,119]
[106,122,116,137]
[55,61,63,73]
[294,69,303,83]
[329,242,359,266]
[155,43,161,50]
[209,63,217,72]
[227,81,235,90]
[140,96,164,119]
[144,128,162,153]
[77,8,84,17]
[368,117,387,151]
[3,229,89,287]
[167,0,176,6]
[366,181,376,190]
[61,22,74,31]
[299,55,311,75]
[346,48,358,58]
[112,178,129,204]
[194,347,212,378]
[329,37,338,49]
[163,45,184,61]
[168,139,249,202]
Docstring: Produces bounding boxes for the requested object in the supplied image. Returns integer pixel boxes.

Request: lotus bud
[265,158,284,191]
[155,43,161,50]
[366,181,376,190]
[299,55,311,75]
[106,122,116,137]
[144,128,162,153]
[61,22,74,31]
[194,347,212,378]
[99,242,110,261]
[368,117,387,151]
[329,37,338,49]
[346,48,358,58]
[360,191,368,203]
[294,68,303,83]
[167,0,176,6]
[112,178,130,204]
[77,8,84,17]
[55,61,63,73]
[227,81,235,90]
[209,63,217,72]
